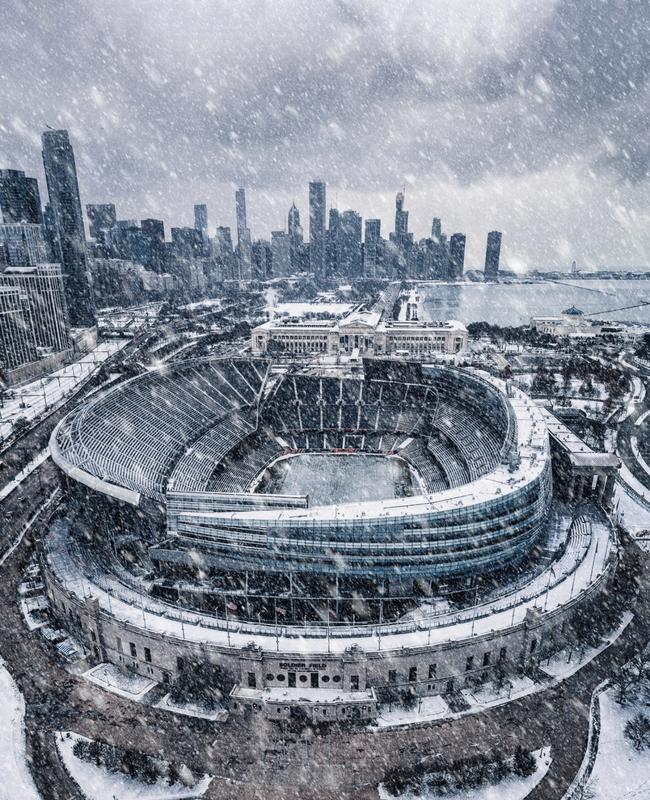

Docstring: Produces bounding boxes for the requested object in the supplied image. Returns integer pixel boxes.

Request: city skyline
[1,1,648,269]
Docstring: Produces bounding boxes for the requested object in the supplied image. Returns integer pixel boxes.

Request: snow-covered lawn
[84,663,156,701]
[588,689,650,799]
[461,675,537,710]
[154,694,228,722]
[0,659,40,799]
[378,747,552,800]
[266,301,353,317]
[56,733,212,800]
[0,448,49,502]
[540,611,634,680]
[374,694,450,728]
[19,596,49,631]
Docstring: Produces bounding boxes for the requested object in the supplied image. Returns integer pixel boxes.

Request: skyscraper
[2,264,70,353]
[0,169,42,224]
[235,188,252,280]
[0,222,49,266]
[394,192,408,238]
[448,233,466,280]
[431,218,442,242]
[41,130,95,326]
[391,191,411,276]
[86,203,117,244]
[194,204,208,235]
[339,210,362,278]
[363,219,381,278]
[309,180,326,279]
[484,230,502,281]
[288,202,303,273]
[326,207,340,275]
[214,226,235,280]
[141,218,165,272]
[235,188,247,239]
[271,231,291,278]
[0,284,36,369]
[252,239,272,281]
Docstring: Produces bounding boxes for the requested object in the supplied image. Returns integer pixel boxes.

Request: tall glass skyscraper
[194,203,208,235]
[484,230,502,281]
[235,188,251,280]
[309,180,326,279]
[41,130,95,326]
[0,169,43,224]
[448,233,466,280]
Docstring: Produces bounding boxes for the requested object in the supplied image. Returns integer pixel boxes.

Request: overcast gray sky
[1,0,649,269]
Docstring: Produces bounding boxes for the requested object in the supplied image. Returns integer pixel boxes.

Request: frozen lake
[416,279,650,326]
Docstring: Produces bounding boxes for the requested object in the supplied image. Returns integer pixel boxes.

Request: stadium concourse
[42,356,619,722]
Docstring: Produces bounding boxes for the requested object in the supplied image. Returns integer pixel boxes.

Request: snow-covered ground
[374,694,450,728]
[378,747,552,800]
[588,689,650,799]
[461,675,537,711]
[0,659,40,800]
[56,732,212,800]
[266,301,353,317]
[154,694,228,722]
[0,340,128,442]
[614,480,650,550]
[540,611,634,680]
[0,448,49,502]
[84,663,156,701]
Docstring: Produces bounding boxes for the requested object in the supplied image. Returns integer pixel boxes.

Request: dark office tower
[141,218,165,272]
[235,188,247,239]
[252,239,272,280]
[364,219,381,278]
[484,230,502,281]
[234,188,252,280]
[394,191,408,237]
[288,202,303,273]
[448,233,466,280]
[0,169,43,224]
[326,207,340,274]
[339,210,362,279]
[42,202,58,261]
[271,231,291,277]
[431,217,442,242]
[86,203,117,243]
[309,180,326,280]
[194,204,208,235]
[214,226,235,280]
[41,130,95,327]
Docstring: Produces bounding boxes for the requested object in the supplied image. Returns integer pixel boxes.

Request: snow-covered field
[266,301,353,317]
[56,732,212,800]
[378,747,552,800]
[589,689,650,799]
[375,694,450,728]
[154,694,228,722]
[0,659,40,800]
[461,675,537,710]
[540,611,634,680]
[262,453,411,505]
[84,663,156,701]
[0,448,49,502]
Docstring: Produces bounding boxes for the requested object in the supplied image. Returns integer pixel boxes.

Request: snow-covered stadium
[43,357,619,721]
